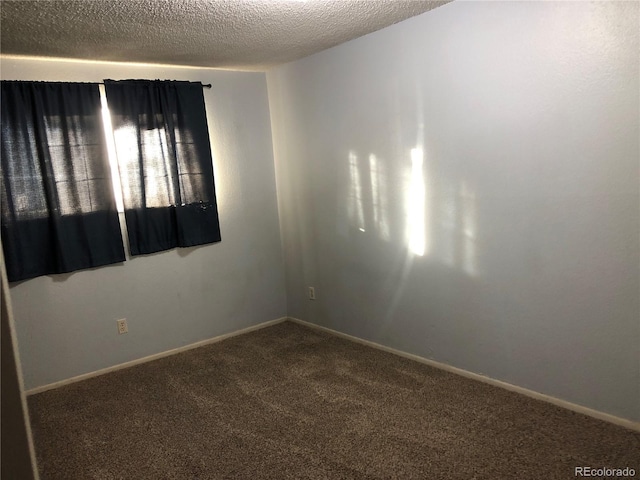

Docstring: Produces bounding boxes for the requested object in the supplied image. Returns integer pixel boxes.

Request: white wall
[268,1,639,422]
[2,57,286,390]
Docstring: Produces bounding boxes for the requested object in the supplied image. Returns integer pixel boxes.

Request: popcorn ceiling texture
[0,0,448,70]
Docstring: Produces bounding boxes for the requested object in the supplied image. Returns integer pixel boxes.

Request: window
[1,80,221,281]
[104,80,221,256]
[0,81,125,281]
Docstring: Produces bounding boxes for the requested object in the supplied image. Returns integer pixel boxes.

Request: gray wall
[268,1,639,422]
[2,57,286,390]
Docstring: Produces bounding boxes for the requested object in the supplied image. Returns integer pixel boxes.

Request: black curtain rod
[98,82,212,88]
[1,80,212,89]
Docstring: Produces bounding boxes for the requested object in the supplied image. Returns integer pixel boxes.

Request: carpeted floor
[28,321,639,479]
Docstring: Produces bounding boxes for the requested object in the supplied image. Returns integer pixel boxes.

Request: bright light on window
[99,86,125,213]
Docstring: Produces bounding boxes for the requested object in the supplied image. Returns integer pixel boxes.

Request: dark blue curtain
[104,80,221,255]
[0,81,125,282]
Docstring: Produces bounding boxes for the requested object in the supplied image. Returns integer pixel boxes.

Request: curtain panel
[0,81,125,282]
[104,80,221,255]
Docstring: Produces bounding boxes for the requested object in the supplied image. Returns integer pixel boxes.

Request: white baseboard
[26,315,639,433]
[288,317,640,433]
[26,317,288,396]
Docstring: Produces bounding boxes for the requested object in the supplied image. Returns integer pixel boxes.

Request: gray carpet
[28,321,639,479]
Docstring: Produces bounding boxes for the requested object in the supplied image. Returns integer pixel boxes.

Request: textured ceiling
[0,0,449,71]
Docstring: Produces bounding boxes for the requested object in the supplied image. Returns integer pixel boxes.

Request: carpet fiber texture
[28,321,639,479]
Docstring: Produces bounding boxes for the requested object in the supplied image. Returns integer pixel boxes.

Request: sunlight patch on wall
[369,154,390,241]
[439,186,457,268]
[460,181,478,277]
[406,147,427,257]
[431,179,479,276]
[348,150,365,232]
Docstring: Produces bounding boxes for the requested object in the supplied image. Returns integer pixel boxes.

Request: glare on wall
[348,151,365,232]
[407,147,426,257]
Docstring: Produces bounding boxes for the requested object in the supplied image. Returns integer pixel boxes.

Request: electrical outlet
[116,318,128,334]
[308,287,316,300]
